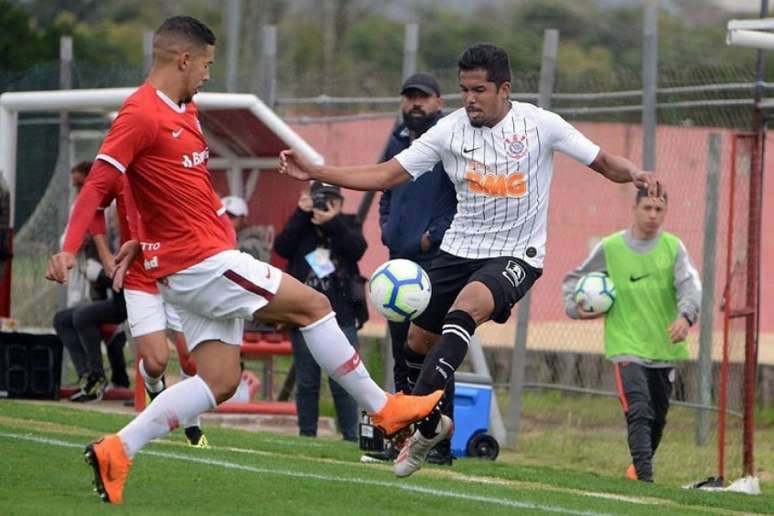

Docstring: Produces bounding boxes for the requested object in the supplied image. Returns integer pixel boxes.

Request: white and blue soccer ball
[574,272,616,314]
[368,259,432,322]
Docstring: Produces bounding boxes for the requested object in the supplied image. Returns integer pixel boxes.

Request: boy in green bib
[562,188,701,482]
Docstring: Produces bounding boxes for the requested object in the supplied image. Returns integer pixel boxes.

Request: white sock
[179,370,202,429]
[118,375,215,457]
[139,359,164,394]
[300,312,386,413]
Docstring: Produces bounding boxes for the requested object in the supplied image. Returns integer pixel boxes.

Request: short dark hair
[636,186,668,204]
[71,160,93,176]
[155,16,216,48]
[457,43,511,88]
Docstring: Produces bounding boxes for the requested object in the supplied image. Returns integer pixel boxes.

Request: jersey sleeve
[87,209,107,236]
[543,109,600,166]
[62,161,121,254]
[394,121,446,180]
[96,105,157,173]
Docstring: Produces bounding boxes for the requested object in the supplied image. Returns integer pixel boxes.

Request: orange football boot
[84,434,132,504]
[369,390,444,437]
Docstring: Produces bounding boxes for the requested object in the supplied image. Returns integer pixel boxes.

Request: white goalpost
[0,88,323,228]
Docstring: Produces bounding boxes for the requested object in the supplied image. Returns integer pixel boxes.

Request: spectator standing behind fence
[375,72,457,464]
[54,161,129,401]
[274,182,368,441]
[562,188,701,483]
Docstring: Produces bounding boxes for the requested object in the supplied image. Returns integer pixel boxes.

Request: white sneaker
[394,415,453,478]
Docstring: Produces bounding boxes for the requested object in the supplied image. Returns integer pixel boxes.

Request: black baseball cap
[400,72,441,97]
[310,181,343,199]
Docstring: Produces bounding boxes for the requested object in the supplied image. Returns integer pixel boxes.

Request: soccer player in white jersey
[279,43,662,477]
[45,16,443,504]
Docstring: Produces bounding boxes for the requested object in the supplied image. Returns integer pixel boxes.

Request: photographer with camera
[274,181,368,441]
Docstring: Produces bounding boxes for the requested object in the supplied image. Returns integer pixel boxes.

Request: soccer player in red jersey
[69,173,210,446]
[45,16,442,504]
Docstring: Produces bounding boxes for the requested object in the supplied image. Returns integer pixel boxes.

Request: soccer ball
[574,272,616,314]
[368,259,432,322]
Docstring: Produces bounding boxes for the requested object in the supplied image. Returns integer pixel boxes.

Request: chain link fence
[2,58,768,481]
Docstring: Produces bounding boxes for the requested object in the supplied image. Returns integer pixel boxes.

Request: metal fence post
[260,25,277,107]
[143,31,154,76]
[225,0,242,93]
[402,23,418,80]
[642,0,659,171]
[505,28,558,448]
[696,132,721,445]
[58,35,73,379]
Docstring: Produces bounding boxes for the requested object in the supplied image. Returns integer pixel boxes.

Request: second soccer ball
[574,272,616,314]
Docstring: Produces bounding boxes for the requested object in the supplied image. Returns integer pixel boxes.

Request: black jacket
[379,116,456,267]
[274,209,367,328]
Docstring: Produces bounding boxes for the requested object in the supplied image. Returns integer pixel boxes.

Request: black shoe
[426,440,454,466]
[69,375,107,403]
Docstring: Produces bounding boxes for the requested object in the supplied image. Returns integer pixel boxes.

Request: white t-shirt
[395,101,600,268]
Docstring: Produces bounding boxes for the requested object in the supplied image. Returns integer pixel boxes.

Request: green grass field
[2,400,773,515]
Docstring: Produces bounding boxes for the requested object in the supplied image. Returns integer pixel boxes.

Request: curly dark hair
[457,43,511,88]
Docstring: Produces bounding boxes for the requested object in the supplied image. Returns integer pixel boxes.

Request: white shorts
[125,289,184,337]
[159,250,283,350]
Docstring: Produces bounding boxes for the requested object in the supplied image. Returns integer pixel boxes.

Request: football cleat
[70,375,107,403]
[84,435,132,504]
[369,390,443,437]
[184,426,209,448]
[394,414,454,478]
[626,464,638,481]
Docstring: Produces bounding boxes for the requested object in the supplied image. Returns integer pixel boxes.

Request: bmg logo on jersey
[182,148,210,168]
[465,170,527,198]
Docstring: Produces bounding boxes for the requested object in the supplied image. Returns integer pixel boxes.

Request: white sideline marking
[1,431,610,516]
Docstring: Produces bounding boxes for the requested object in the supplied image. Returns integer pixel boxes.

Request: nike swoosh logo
[462,146,480,153]
[171,128,183,138]
[630,274,650,282]
[265,267,271,279]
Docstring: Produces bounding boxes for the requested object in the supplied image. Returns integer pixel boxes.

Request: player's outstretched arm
[588,150,662,197]
[279,149,410,191]
[46,161,121,284]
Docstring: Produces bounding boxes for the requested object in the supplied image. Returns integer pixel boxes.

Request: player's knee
[450,283,494,324]
[209,370,241,403]
[298,290,333,326]
[141,355,167,378]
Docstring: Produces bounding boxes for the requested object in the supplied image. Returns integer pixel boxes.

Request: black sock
[414,310,475,437]
[403,345,425,394]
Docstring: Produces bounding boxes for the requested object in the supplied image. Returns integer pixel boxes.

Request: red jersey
[95,82,233,278]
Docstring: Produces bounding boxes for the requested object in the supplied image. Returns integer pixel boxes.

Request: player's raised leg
[394,281,492,477]
[254,271,443,436]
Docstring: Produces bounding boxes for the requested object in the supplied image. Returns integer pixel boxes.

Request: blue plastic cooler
[451,381,498,459]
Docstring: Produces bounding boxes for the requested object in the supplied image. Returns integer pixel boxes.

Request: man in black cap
[274,181,368,442]
[372,72,457,464]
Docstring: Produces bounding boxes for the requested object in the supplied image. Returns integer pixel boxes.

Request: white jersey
[395,101,599,268]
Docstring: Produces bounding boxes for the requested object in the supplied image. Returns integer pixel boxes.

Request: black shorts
[412,251,542,335]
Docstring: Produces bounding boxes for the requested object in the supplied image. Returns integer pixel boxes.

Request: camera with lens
[312,191,330,211]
